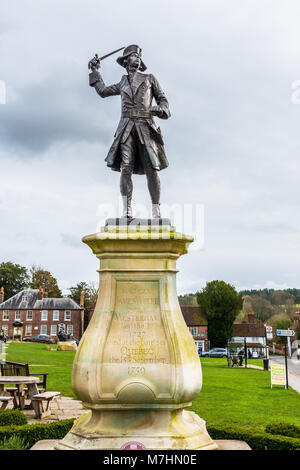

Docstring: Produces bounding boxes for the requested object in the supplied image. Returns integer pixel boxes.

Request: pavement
[5,395,87,424]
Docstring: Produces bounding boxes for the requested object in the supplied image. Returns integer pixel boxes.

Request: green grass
[5,343,300,435]
[190,358,300,433]
[6,342,76,397]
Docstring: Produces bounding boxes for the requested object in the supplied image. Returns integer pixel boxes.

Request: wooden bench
[0,361,48,408]
[31,392,61,419]
[0,361,48,391]
[0,396,13,409]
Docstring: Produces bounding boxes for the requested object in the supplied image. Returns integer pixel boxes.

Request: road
[270,355,300,377]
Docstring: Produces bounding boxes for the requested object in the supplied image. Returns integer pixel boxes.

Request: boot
[122,196,133,219]
[152,203,161,219]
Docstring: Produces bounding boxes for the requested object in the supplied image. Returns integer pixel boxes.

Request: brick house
[180,306,208,352]
[231,313,267,357]
[0,286,84,341]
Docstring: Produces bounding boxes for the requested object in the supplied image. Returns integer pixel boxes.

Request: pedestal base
[57,341,77,351]
[54,409,218,450]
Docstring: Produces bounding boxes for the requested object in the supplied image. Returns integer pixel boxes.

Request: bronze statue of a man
[88,45,171,219]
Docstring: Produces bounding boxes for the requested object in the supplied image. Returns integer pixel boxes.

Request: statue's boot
[152,203,161,219]
[122,196,133,219]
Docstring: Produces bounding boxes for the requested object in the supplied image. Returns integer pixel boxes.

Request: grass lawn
[190,357,300,433]
[6,342,76,397]
[5,343,300,434]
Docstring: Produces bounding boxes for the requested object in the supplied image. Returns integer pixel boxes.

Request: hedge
[1,417,299,451]
[207,424,300,450]
[0,410,27,426]
[265,422,300,439]
[0,418,75,449]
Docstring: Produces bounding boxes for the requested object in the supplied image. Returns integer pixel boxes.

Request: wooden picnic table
[0,376,40,417]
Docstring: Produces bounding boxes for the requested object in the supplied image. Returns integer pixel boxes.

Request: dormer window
[22,295,28,303]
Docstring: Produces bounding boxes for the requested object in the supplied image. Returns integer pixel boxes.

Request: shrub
[0,435,28,450]
[265,422,300,439]
[0,409,27,426]
[207,424,300,450]
[0,418,74,448]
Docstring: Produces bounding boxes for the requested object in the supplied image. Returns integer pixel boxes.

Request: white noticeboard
[271,364,287,389]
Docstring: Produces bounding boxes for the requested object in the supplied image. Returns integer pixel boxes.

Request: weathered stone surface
[57,341,77,351]
[55,227,217,450]
[31,439,251,451]
[215,440,251,450]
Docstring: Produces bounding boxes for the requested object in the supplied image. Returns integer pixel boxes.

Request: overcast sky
[1,0,300,295]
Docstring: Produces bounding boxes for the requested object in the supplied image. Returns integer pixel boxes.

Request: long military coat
[89,70,171,174]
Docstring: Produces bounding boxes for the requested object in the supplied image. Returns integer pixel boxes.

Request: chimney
[0,287,4,304]
[38,286,44,300]
[248,312,255,324]
[80,289,84,308]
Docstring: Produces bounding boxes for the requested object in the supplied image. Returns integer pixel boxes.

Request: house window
[25,325,32,336]
[53,311,59,321]
[40,325,47,335]
[50,325,57,336]
[64,310,71,321]
[41,310,48,321]
[190,327,197,337]
[2,311,9,321]
[26,310,33,321]
[15,311,21,320]
[22,295,28,303]
[67,325,73,336]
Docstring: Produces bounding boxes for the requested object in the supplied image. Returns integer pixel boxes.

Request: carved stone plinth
[55,225,217,450]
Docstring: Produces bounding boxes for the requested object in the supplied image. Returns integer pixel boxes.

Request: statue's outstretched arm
[89,70,121,98]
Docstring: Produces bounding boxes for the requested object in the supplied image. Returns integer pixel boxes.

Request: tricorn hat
[116,45,147,72]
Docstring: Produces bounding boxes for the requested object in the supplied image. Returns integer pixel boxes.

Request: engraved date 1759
[128,366,146,377]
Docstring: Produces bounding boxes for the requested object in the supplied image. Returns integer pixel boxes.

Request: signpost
[276,330,295,337]
[266,325,273,340]
[275,329,295,389]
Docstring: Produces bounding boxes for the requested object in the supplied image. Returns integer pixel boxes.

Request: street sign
[266,326,273,340]
[276,329,295,337]
[271,364,286,388]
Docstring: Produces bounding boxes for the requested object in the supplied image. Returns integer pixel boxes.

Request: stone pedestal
[55,225,217,450]
[57,340,77,351]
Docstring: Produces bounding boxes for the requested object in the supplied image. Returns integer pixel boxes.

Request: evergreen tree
[197,280,243,347]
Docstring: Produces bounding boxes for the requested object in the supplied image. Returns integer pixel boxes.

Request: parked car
[201,348,228,358]
[23,334,56,344]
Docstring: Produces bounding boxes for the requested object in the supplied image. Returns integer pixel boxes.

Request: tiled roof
[0,289,82,310]
[180,306,207,326]
[233,323,266,337]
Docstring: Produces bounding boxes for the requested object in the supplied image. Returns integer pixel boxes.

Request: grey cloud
[1,0,300,293]
[0,63,119,154]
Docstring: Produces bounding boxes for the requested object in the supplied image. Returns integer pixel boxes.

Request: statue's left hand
[151,106,161,117]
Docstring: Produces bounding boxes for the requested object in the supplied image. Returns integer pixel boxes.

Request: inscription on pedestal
[101,281,172,397]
